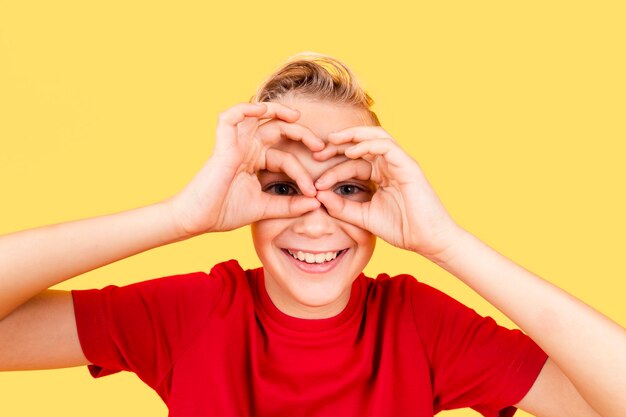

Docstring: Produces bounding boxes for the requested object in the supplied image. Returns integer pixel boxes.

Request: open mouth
[281,248,349,273]
[285,249,347,263]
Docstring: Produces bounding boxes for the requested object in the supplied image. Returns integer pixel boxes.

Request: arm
[0,203,184,321]
[0,290,86,370]
[0,202,186,370]
[516,358,600,417]
[0,102,322,370]
[314,126,626,416]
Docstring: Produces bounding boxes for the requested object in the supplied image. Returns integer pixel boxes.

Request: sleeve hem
[494,341,549,412]
[71,288,122,378]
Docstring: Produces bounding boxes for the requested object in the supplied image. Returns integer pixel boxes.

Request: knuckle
[259,123,277,137]
[217,110,233,122]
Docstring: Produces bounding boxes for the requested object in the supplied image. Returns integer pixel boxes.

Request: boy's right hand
[166,102,324,238]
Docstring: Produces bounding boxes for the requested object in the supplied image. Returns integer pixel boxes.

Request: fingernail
[315,178,324,186]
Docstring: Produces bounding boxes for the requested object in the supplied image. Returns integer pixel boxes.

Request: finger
[316,190,368,230]
[344,138,412,168]
[218,103,268,125]
[257,102,301,123]
[260,195,321,219]
[312,143,353,161]
[215,103,268,144]
[314,159,372,191]
[257,120,325,152]
[327,126,392,145]
[264,148,317,197]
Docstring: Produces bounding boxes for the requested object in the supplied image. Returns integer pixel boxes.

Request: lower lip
[282,249,348,274]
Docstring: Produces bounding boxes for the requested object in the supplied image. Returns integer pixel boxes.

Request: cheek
[342,223,376,256]
[251,219,289,252]
[361,234,377,257]
[251,222,270,253]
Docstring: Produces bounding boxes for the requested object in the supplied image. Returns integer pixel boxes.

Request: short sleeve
[410,280,548,417]
[71,270,224,389]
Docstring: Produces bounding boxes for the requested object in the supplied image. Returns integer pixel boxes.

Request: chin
[263,255,358,315]
[290,280,351,307]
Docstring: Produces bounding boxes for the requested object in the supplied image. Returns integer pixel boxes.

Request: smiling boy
[252,99,378,318]
[0,55,624,416]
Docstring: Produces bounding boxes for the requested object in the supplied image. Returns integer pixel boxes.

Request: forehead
[277,96,371,139]
[268,98,370,178]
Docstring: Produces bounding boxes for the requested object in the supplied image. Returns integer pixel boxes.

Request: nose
[291,206,337,238]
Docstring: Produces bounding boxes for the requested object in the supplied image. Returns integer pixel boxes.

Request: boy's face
[251,96,377,319]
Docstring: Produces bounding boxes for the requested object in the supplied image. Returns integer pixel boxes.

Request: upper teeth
[287,250,341,264]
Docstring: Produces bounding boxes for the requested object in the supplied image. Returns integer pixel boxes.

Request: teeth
[287,250,341,264]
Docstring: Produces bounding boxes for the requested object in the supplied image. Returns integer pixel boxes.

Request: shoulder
[361,271,487,338]
[123,258,246,292]
[360,271,456,327]
[72,259,253,319]
[363,271,450,306]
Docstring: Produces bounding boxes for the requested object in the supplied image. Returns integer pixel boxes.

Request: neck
[263,270,351,319]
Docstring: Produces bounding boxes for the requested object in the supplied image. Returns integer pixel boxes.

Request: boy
[1,55,624,416]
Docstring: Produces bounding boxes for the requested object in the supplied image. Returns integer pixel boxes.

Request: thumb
[259,196,321,220]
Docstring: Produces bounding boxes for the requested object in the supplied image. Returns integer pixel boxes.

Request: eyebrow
[256,170,290,178]
[256,170,294,184]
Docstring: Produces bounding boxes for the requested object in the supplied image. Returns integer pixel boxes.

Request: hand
[313,126,462,259]
[167,102,324,237]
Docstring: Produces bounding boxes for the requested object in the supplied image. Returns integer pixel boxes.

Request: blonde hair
[252,53,380,125]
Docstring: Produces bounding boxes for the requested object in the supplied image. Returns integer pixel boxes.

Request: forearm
[428,228,626,417]
[0,200,189,320]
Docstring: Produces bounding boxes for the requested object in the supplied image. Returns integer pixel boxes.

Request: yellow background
[1,1,625,416]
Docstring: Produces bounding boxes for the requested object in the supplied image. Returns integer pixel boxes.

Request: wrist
[160,197,206,241]
[420,225,472,267]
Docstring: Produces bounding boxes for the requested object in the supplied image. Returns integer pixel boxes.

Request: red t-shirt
[71,260,547,417]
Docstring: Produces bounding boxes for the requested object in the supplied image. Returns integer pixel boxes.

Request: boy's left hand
[313,126,462,260]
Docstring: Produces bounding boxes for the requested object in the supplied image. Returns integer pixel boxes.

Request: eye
[333,183,373,202]
[335,184,361,196]
[263,182,300,196]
